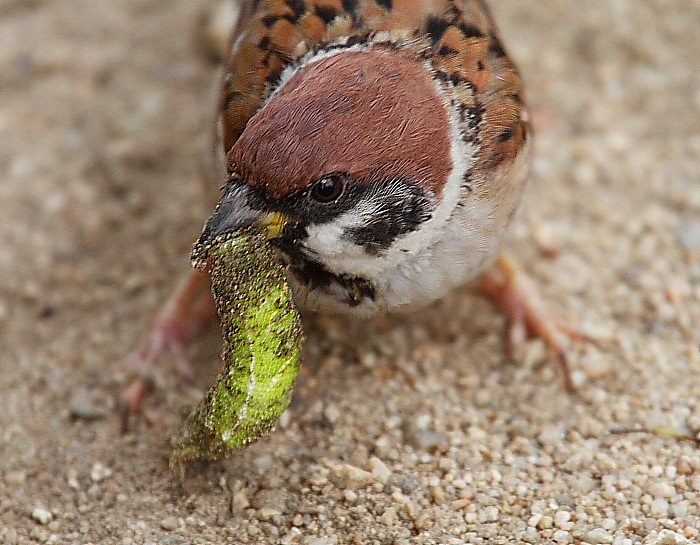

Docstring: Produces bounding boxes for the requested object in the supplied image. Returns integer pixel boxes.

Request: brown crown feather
[228,49,452,200]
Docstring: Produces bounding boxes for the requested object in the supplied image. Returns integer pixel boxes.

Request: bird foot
[476,255,595,391]
[115,270,216,431]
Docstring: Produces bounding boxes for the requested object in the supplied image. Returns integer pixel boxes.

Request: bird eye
[311,175,344,203]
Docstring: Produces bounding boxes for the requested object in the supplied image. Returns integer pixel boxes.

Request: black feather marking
[426,16,451,45]
[285,0,307,19]
[315,5,337,23]
[488,33,507,58]
[342,178,433,255]
[262,14,278,27]
[459,23,484,38]
[273,234,377,307]
[342,0,358,13]
[462,171,474,193]
[258,36,271,50]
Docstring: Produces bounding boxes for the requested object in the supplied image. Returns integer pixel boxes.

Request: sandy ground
[2,0,700,543]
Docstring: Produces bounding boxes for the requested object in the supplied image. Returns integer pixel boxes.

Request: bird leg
[476,255,595,391]
[116,269,216,431]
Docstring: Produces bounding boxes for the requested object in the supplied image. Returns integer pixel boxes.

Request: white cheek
[303,207,375,273]
[304,219,354,259]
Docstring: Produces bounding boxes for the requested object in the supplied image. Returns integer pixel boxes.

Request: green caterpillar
[170,230,303,473]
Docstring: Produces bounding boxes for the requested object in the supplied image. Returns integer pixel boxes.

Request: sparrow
[118,0,586,424]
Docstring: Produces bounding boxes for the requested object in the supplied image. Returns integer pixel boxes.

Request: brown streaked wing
[425,1,529,172]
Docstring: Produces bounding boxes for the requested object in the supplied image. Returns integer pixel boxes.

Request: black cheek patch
[271,230,378,308]
[343,179,433,255]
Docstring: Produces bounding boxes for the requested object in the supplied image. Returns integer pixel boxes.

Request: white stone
[343,490,357,502]
[585,528,614,544]
[31,508,53,525]
[648,482,675,498]
[553,530,572,543]
[479,506,499,523]
[651,497,670,516]
[380,506,398,525]
[554,510,571,527]
[159,516,178,531]
[368,457,391,484]
[657,529,686,545]
[90,462,112,482]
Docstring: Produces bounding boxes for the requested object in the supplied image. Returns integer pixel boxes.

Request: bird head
[196,45,473,303]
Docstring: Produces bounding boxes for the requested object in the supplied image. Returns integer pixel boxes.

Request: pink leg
[476,255,593,391]
[117,269,217,431]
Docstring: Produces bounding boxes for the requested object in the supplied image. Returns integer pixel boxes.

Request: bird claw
[477,255,596,391]
[118,376,155,433]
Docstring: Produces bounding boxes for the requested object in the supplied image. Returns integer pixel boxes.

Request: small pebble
[651,497,670,516]
[400,478,417,493]
[479,506,499,523]
[69,389,107,421]
[368,457,391,484]
[66,469,79,489]
[281,528,303,545]
[323,403,341,423]
[252,489,287,512]
[90,463,112,482]
[253,456,274,474]
[676,458,693,475]
[31,508,53,525]
[405,428,447,451]
[585,528,613,544]
[522,527,539,543]
[160,516,178,531]
[554,510,573,530]
[670,500,690,518]
[342,465,373,489]
[450,499,469,510]
[657,530,685,545]
[380,506,398,526]
[308,472,328,487]
[343,490,357,502]
[258,508,282,521]
[552,530,572,543]
[430,485,446,505]
[231,489,250,512]
[648,482,675,498]
[581,354,613,380]
[537,515,553,529]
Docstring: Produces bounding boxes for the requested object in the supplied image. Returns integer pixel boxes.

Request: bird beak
[191,184,288,269]
[259,211,289,240]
